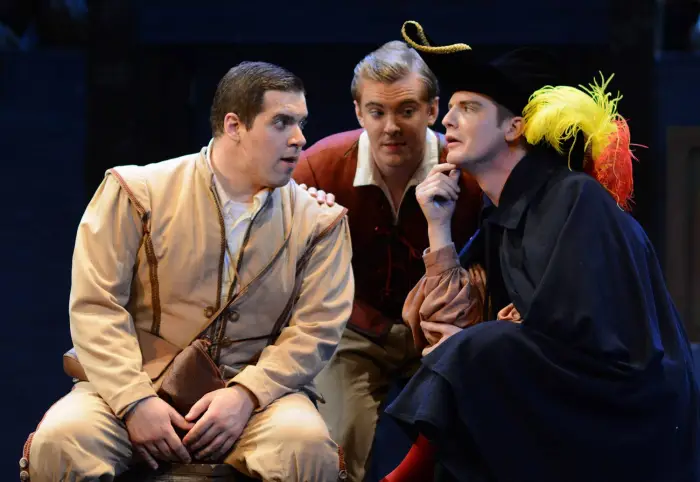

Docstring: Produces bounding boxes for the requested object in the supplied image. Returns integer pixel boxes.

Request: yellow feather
[522,74,622,162]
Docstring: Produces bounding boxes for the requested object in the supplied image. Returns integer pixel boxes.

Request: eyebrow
[448,100,483,110]
[363,100,421,109]
[271,112,307,124]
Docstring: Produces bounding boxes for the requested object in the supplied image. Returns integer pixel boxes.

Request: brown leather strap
[108,168,241,343]
[108,168,162,335]
[264,207,349,346]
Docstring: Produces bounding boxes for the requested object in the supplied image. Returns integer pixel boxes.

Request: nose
[442,108,456,129]
[383,114,400,135]
[289,124,306,149]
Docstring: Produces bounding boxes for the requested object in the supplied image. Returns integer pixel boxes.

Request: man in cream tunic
[23,61,354,482]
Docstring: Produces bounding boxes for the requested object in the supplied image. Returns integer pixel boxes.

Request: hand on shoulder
[299,183,335,207]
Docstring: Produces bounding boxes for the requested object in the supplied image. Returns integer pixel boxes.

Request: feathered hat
[401,20,638,210]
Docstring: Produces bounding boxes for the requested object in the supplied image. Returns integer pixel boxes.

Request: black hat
[401,21,562,115]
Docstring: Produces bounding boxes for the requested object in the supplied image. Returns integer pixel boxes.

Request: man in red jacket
[293,40,482,482]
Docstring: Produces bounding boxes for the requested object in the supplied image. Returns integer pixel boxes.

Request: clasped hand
[125,385,256,469]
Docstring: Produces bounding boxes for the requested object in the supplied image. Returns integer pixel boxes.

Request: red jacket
[293,129,482,340]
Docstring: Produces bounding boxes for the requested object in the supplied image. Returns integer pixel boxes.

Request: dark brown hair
[210,61,305,136]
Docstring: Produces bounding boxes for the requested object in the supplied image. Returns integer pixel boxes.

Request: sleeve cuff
[423,243,460,276]
[109,380,158,419]
[228,365,287,410]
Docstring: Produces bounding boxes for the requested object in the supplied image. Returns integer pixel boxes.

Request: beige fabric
[204,139,269,304]
[314,323,420,482]
[68,148,354,419]
[28,382,338,482]
[32,148,355,480]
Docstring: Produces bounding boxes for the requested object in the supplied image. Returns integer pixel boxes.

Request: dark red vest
[294,129,482,340]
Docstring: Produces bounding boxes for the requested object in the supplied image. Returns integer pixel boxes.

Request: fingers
[497,304,511,319]
[417,185,459,207]
[188,425,218,453]
[135,446,159,470]
[195,433,230,461]
[420,319,442,343]
[170,411,194,433]
[423,329,441,346]
[302,185,336,207]
[427,163,459,176]
[422,344,437,357]
[163,426,192,464]
[155,439,177,462]
[183,416,215,450]
[417,177,460,203]
[211,436,237,462]
[184,394,212,423]
[146,442,165,466]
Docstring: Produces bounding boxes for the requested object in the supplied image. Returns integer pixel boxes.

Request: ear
[504,116,525,143]
[354,100,365,128]
[427,97,439,126]
[223,112,245,142]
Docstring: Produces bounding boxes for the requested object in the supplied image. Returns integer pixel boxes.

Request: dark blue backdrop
[3,1,699,479]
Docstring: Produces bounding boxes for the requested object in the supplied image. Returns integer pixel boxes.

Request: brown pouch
[63,331,224,416]
[156,338,225,415]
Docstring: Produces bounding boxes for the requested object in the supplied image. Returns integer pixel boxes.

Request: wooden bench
[115,463,257,481]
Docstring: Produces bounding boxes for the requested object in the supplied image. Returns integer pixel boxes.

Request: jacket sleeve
[230,214,354,408]
[402,243,486,351]
[292,150,320,188]
[69,174,157,418]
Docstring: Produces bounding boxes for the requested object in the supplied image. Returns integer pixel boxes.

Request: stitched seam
[209,186,227,312]
[22,394,68,465]
[315,207,348,241]
[109,169,162,335]
[265,206,348,346]
[212,190,286,361]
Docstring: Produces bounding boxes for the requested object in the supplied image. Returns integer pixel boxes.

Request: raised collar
[487,149,561,229]
[203,138,269,210]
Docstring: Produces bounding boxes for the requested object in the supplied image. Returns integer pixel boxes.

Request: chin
[377,154,411,169]
[269,174,292,188]
[446,150,468,166]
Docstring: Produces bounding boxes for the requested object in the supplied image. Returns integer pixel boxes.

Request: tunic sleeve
[402,243,487,351]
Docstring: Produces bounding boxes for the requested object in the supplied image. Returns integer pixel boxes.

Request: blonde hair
[350,40,439,102]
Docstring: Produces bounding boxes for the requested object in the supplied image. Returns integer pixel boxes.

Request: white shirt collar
[352,128,439,189]
[352,128,439,217]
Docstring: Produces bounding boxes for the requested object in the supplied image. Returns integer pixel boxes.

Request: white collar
[352,128,439,189]
[352,128,439,217]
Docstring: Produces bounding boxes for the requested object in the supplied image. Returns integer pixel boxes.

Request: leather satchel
[156,338,225,415]
[64,330,225,416]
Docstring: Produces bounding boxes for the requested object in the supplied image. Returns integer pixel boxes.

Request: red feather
[584,118,637,211]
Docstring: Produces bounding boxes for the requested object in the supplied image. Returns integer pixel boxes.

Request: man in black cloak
[380,20,700,482]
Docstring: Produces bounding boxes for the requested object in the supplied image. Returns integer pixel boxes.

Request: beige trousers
[27,382,339,482]
[314,324,420,482]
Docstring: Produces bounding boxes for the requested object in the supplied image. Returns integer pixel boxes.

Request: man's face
[236,90,308,189]
[354,72,438,171]
[441,91,513,169]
